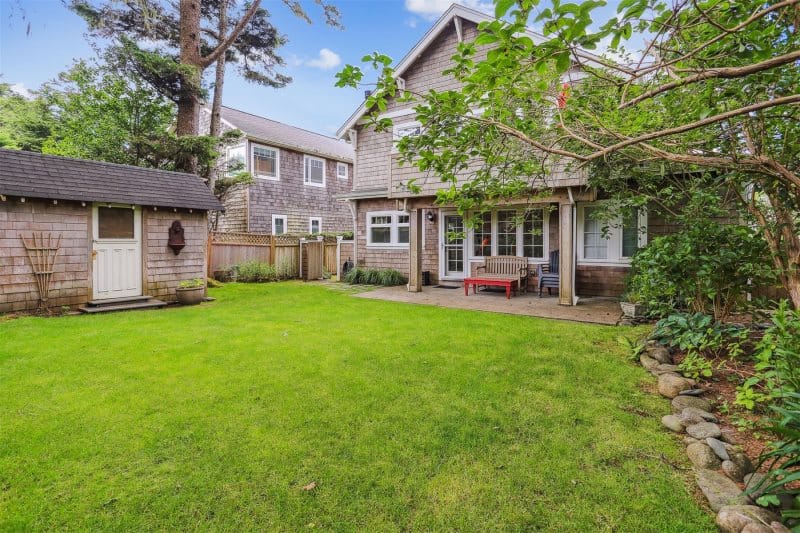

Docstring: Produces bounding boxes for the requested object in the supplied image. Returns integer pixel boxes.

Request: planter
[176,286,205,305]
[620,301,647,318]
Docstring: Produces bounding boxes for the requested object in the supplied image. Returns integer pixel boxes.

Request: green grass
[0,283,713,531]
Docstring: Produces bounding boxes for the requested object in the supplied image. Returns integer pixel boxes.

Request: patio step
[79,296,167,314]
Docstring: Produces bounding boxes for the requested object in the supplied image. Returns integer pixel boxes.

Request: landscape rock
[715,505,779,533]
[658,373,694,398]
[648,346,673,364]
[684,436,700,445]
[722,460,748,482]
[672,395,713,413]
[680,407,719,425]
[707,438,730,461]
[654,363,681,375]
[661,414,685,433]
[743,473,768,500]
[640,354,660,371]
[679,388,707,397]
[686,421,723,439]
[770,521,792,533]
[740,523,773,533]
[724,445,755,477]
[687,442,722,469]
[697,470,750,511]
[720,430,740,445]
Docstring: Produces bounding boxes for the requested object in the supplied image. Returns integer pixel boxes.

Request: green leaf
[494,0,516,19]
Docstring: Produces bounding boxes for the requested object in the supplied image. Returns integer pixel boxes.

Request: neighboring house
[336,4,673,305]
[203,106,354,235]
[0,149,222,313]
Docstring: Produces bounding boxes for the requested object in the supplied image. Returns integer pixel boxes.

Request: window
[577,204,647,264]
[304,156,325,187]
[252,144,279,179]
[469,208,548,260]
[336,162,348,179]
[97,207,134,239]
[309,217,321,234]
[473,212,492,257]
[272,214,287,235]
[366,211,410,247]
[392,122,422,152]
[225,144,246,177]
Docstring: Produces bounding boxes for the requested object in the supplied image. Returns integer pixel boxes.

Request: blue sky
[0,0,625,137]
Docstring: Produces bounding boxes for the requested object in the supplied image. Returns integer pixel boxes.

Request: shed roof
[0,148,223,211]
[217,106,354,163]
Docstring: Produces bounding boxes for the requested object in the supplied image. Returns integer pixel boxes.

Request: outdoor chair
[536,250,560,297]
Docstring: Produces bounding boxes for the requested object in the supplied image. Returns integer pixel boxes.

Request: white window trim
[467,208,550,262]
[391,121,422,154]
[336,162,348,180]
[365,210,410,248]
[576,203,647,266]
[225,144,247,177]
[272,214,288,235]
[251,143,280,180]
[304,155,326,187]
[309,216,322,234]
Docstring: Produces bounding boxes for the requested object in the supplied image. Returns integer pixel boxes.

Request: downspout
[567,187,578,306]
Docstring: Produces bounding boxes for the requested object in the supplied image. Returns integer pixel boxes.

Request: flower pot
[176,286,205,305]
[620,301,647,318]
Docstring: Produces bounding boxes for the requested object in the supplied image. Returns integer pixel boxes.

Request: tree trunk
[176,0,203,172]
[205,0,228,192]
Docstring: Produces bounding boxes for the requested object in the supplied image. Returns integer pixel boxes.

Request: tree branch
[200,0,261,68]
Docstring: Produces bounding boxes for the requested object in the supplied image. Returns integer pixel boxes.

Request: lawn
[0,283,714,531]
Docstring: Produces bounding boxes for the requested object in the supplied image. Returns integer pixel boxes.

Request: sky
[0,0,626,137]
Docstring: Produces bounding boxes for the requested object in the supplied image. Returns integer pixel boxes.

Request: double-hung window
[470,208,548,260]
[252,144,279,179]
[309,217,322,234]
[336,162,348,179]
[366,211,409,247]
[392,122,422,153]
[577,204,647,264]
[304,156,325,187]
[225,144,246,176]
[272,214,287,235]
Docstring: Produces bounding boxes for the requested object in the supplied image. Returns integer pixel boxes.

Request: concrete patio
[355,285,623,325]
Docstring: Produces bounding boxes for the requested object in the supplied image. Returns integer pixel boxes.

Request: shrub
[736,301,800,411]
[275,258,295,280]
[345,267,406,286]
[178,278,205,288]
[651,312,747,359]
[235,260,277,282]
[625,221,773,320]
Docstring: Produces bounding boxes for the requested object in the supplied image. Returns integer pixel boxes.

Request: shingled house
[204,106,354,235]
[0,149,223,313]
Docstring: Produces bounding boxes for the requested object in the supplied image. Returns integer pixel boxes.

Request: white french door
[92,205,142,300]
[439,211,465,280]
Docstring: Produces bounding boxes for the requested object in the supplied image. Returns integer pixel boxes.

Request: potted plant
[176,278,206,305]
[620,291,648,318]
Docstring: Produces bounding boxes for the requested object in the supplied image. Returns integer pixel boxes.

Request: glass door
[442,213,464,278]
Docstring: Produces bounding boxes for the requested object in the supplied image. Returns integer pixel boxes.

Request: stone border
[639,342,790,533]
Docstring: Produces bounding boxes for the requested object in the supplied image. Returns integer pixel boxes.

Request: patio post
[408,209,423,292]
[558,202,575,306]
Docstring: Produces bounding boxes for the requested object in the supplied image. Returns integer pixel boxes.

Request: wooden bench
[465,256,529,298]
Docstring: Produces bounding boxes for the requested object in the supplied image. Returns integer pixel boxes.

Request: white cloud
[405,17,418,28]
[404,0,493,20]
[305,48,342,70]
[9,83,32,99]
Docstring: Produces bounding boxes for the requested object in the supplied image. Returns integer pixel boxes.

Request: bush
[651,312,747,359]
[235,260,277,282]
[626,221,773,320]
[344,267,406,286]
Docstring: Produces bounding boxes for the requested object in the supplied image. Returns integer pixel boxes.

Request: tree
[0,83,54,152]
[71,0,341,171]
[336,0,800,307]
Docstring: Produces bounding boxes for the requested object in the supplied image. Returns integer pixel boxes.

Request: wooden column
[559,202,575,306]
[408,209,423,292]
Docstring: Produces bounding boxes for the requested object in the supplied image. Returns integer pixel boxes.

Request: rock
[686,421,723,439]
[715,505,779,533]
[684,436,700,445]
[707,438,730,461]
[697,470,750,512]
[648,345,673,363]
[724,445,755,477]
[743,473,768,500]
[722,459,748,482]
[655,363,680,373]
[720,430,740,445]
[679,388,707,397]
[672,395,713,413]
[662,414,685,433]
[681,407,718,423]
[659,373,694,398]
[741,523,773,533]
[640,354,660,371]
[687,442,722,469]
[770,521,792,533]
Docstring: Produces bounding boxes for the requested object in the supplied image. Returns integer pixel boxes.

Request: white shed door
[92,205,142,300]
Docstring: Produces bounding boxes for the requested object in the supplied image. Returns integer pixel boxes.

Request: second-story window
[252,144,279,180]
[304,156,326,187]
[336,162,348,179]
[225,144,246,176]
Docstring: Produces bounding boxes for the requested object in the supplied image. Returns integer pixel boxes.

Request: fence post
[336,235,342,281]
[207,232,213,278]
[270,235,276,265]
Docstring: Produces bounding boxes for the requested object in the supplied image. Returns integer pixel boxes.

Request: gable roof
[335,3,608,139]
[0,148,224,211]
[215,106,354,163]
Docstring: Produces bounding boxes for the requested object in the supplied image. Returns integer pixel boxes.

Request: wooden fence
[208,232,351,281]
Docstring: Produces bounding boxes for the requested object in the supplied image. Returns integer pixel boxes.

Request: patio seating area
[355,284,623,325]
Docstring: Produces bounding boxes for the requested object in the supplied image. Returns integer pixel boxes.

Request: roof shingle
[0,149,224,211]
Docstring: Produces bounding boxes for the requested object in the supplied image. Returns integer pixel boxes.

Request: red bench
[463,274,519,299]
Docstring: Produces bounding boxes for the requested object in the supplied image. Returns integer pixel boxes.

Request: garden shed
[0,148,223,313]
